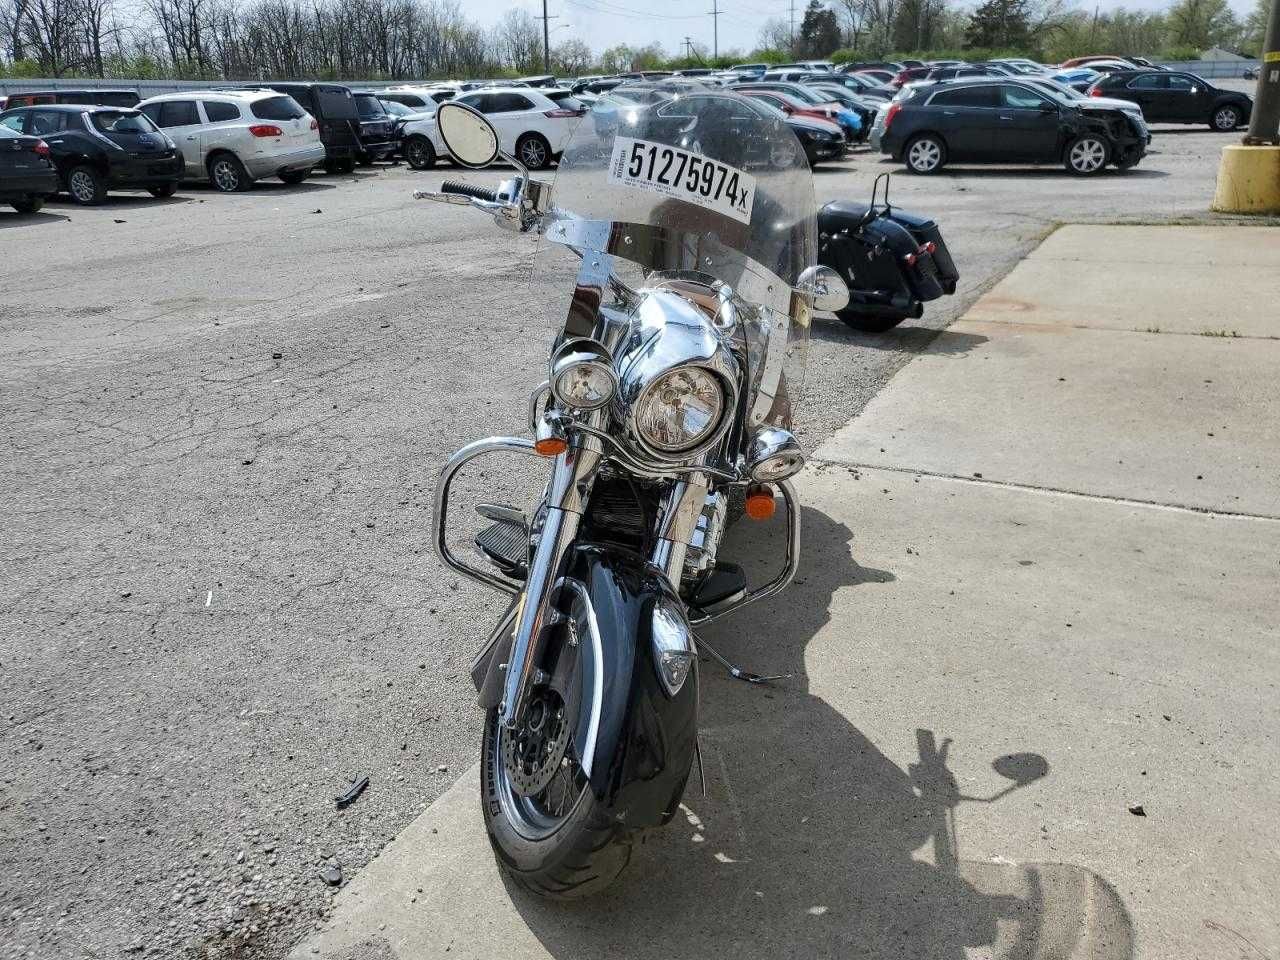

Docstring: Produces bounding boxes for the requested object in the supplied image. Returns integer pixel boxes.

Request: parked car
[876,78,1146,175]
[1020,77,1149,135]
[840,61,904,74]
[1088,70,1253,130]
[802,84,879,141]
[0,124,57,213]
[1060,55,1141,69]
[852,68,898,85]
[739,88,860,142]
[730,63,771,78]
[804,71,894,101]
[1051,68,1103,93]
[0,89,139,109]
[891,66,936,88]
[375,86,453,110]
[774,60,834,72]
[0,104,183,203]
[394,107,450,169]
[136,90,324,191]
[730,81,856,127]
[450,87,585,169]
[990,58,1051,74]
[350,92,398,164]
[518,74,560,87]
[742,97,846,165]
[250,82,360,173]
[1243,66,1260,80]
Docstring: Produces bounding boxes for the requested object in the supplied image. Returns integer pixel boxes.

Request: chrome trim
[650,595,696,696]
[554,577,603,777]
[433,437,539,597]
[690,478,801,624]
[527,380,550,435]
[747,426,805,482]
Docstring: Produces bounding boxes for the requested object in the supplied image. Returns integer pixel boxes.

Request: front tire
[279,169,309,184]
[837,309,908,332]
[208,153,251,192]
[1064,134,1109,176]
[404,135,436,170]
[480,707,632,898]
[904,134,946,174]
[147,182,178,198]
[516,132,553,170]
[1211,105,1242,131]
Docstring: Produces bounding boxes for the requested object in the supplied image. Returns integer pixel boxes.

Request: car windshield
[91,111,156,133]
[536,86,818,422]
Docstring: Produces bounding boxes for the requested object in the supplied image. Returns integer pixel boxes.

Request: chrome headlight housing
[633,366,726,454]
[550,340,617,411]
[747,426,805,481]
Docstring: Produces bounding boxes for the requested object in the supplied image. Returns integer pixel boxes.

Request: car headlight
[634,366,725,454]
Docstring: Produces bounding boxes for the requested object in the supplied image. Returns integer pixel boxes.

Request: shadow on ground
[503,506,1133,960]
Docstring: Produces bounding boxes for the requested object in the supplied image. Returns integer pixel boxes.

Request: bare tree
[492,6,540,73]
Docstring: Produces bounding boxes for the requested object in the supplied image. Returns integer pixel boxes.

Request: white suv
[136,90,326,191]
[451,88,586,169]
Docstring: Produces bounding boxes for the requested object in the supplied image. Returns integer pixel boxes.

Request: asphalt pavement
[0,119,1273,960]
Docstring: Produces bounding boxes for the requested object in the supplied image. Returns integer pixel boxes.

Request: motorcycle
[417,89,849,897]
[817,173,960,333]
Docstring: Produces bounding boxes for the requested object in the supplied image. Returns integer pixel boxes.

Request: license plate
[608,136,755,225]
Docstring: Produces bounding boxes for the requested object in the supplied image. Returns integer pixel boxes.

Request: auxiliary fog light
[551,347,617,411]
[746,426,805,482]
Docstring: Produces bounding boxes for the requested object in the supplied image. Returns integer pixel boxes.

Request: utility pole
[790,0,796,53]
[1245,0,1280,144]
[709,0,720,60]
[538,0,557,74]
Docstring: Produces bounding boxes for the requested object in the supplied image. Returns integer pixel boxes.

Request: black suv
[351,93,399,164]
[1087,70,1252,131]
[250,83,360,173]
[877,79,1147,176]
[0,104,183,203]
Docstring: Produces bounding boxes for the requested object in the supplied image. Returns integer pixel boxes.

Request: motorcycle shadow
[506,505,1133,960]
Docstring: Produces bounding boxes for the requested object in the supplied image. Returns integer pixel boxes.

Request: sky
[465,0,1256,60]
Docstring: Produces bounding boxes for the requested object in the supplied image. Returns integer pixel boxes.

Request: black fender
[473,543,698,830]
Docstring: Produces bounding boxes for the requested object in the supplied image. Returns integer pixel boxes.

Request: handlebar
[440,180,499,204]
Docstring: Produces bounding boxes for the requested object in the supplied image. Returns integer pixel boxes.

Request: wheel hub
[501,688,571,797]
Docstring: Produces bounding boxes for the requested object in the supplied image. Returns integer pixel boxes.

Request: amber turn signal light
[744,484,776,521]
[534,437,568,457]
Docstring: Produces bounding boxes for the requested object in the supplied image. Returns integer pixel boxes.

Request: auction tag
[608,136,755,225]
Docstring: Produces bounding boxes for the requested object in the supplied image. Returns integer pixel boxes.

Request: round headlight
[634,367,725,454]
[553,358,616,410]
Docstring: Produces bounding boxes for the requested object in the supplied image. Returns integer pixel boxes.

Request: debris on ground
[1128,804,1147,817]
[335,775,370,810]
[320,862,343,886]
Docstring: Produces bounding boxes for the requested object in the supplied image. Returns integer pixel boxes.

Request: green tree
[1165,0,1240,51]
[964,0,1032,49]
[1242,0,1269,54]
[798,1,842,57]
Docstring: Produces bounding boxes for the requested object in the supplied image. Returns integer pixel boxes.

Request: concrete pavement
[288,225,1279,960]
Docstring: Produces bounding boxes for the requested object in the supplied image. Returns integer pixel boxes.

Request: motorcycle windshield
[538,83,816,425]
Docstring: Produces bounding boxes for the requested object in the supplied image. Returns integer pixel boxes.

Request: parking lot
[0,97,1269,960]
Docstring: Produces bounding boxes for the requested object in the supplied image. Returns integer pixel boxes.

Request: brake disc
[501,688,572,797]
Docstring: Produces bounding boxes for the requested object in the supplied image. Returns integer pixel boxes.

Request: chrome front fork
[497,431,603,729]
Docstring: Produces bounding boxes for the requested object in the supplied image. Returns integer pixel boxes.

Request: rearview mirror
[798,264,850,313]
[436,102,499,169]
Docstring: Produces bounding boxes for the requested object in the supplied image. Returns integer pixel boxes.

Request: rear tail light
[1089,87,1102,97]
[883,102,901,132]
[904,241,937,267]
[248,124,283,138]
[310,118,318,130]
[34,139,50,158]
[543,109,578,118]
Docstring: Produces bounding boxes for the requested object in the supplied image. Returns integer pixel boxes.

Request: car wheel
[404,135,437,170]
[147,182,178,198]
[279,169,309,184]
[1064,135,1109,176]
[516,133,553,170]
[209,153,252,192]
[1211,105,1241,131]
[904,134,945,174]
[67,165,105,205]
[10,196,44,214]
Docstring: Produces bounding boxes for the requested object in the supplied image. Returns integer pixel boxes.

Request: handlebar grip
[440,179,499,203]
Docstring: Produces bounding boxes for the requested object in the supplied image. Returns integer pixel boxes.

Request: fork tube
[498,434,603,729]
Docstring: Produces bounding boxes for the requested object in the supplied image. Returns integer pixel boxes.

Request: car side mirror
[1189,86,1198,94]
[435,101,499,169]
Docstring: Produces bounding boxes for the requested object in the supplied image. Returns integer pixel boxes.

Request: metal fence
[1155,59,1260,78]
[0,77,431,96]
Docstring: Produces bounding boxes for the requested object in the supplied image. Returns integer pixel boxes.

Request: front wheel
[404,135,436,170]
[67,165,105,205]
[147,182,178,198]
[279,169,309,184]
[1211,105,1242,131]
[1064,135,1109,176]
[480,702,632,898]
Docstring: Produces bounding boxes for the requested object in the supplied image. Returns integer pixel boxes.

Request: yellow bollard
[1212,144,1280,214]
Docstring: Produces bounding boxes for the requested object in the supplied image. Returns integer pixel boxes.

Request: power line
[563,0,706,20]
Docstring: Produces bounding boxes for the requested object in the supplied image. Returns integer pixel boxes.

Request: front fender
[567,546,698,827]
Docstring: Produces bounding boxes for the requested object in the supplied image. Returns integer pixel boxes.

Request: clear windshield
[537,83,818,426]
